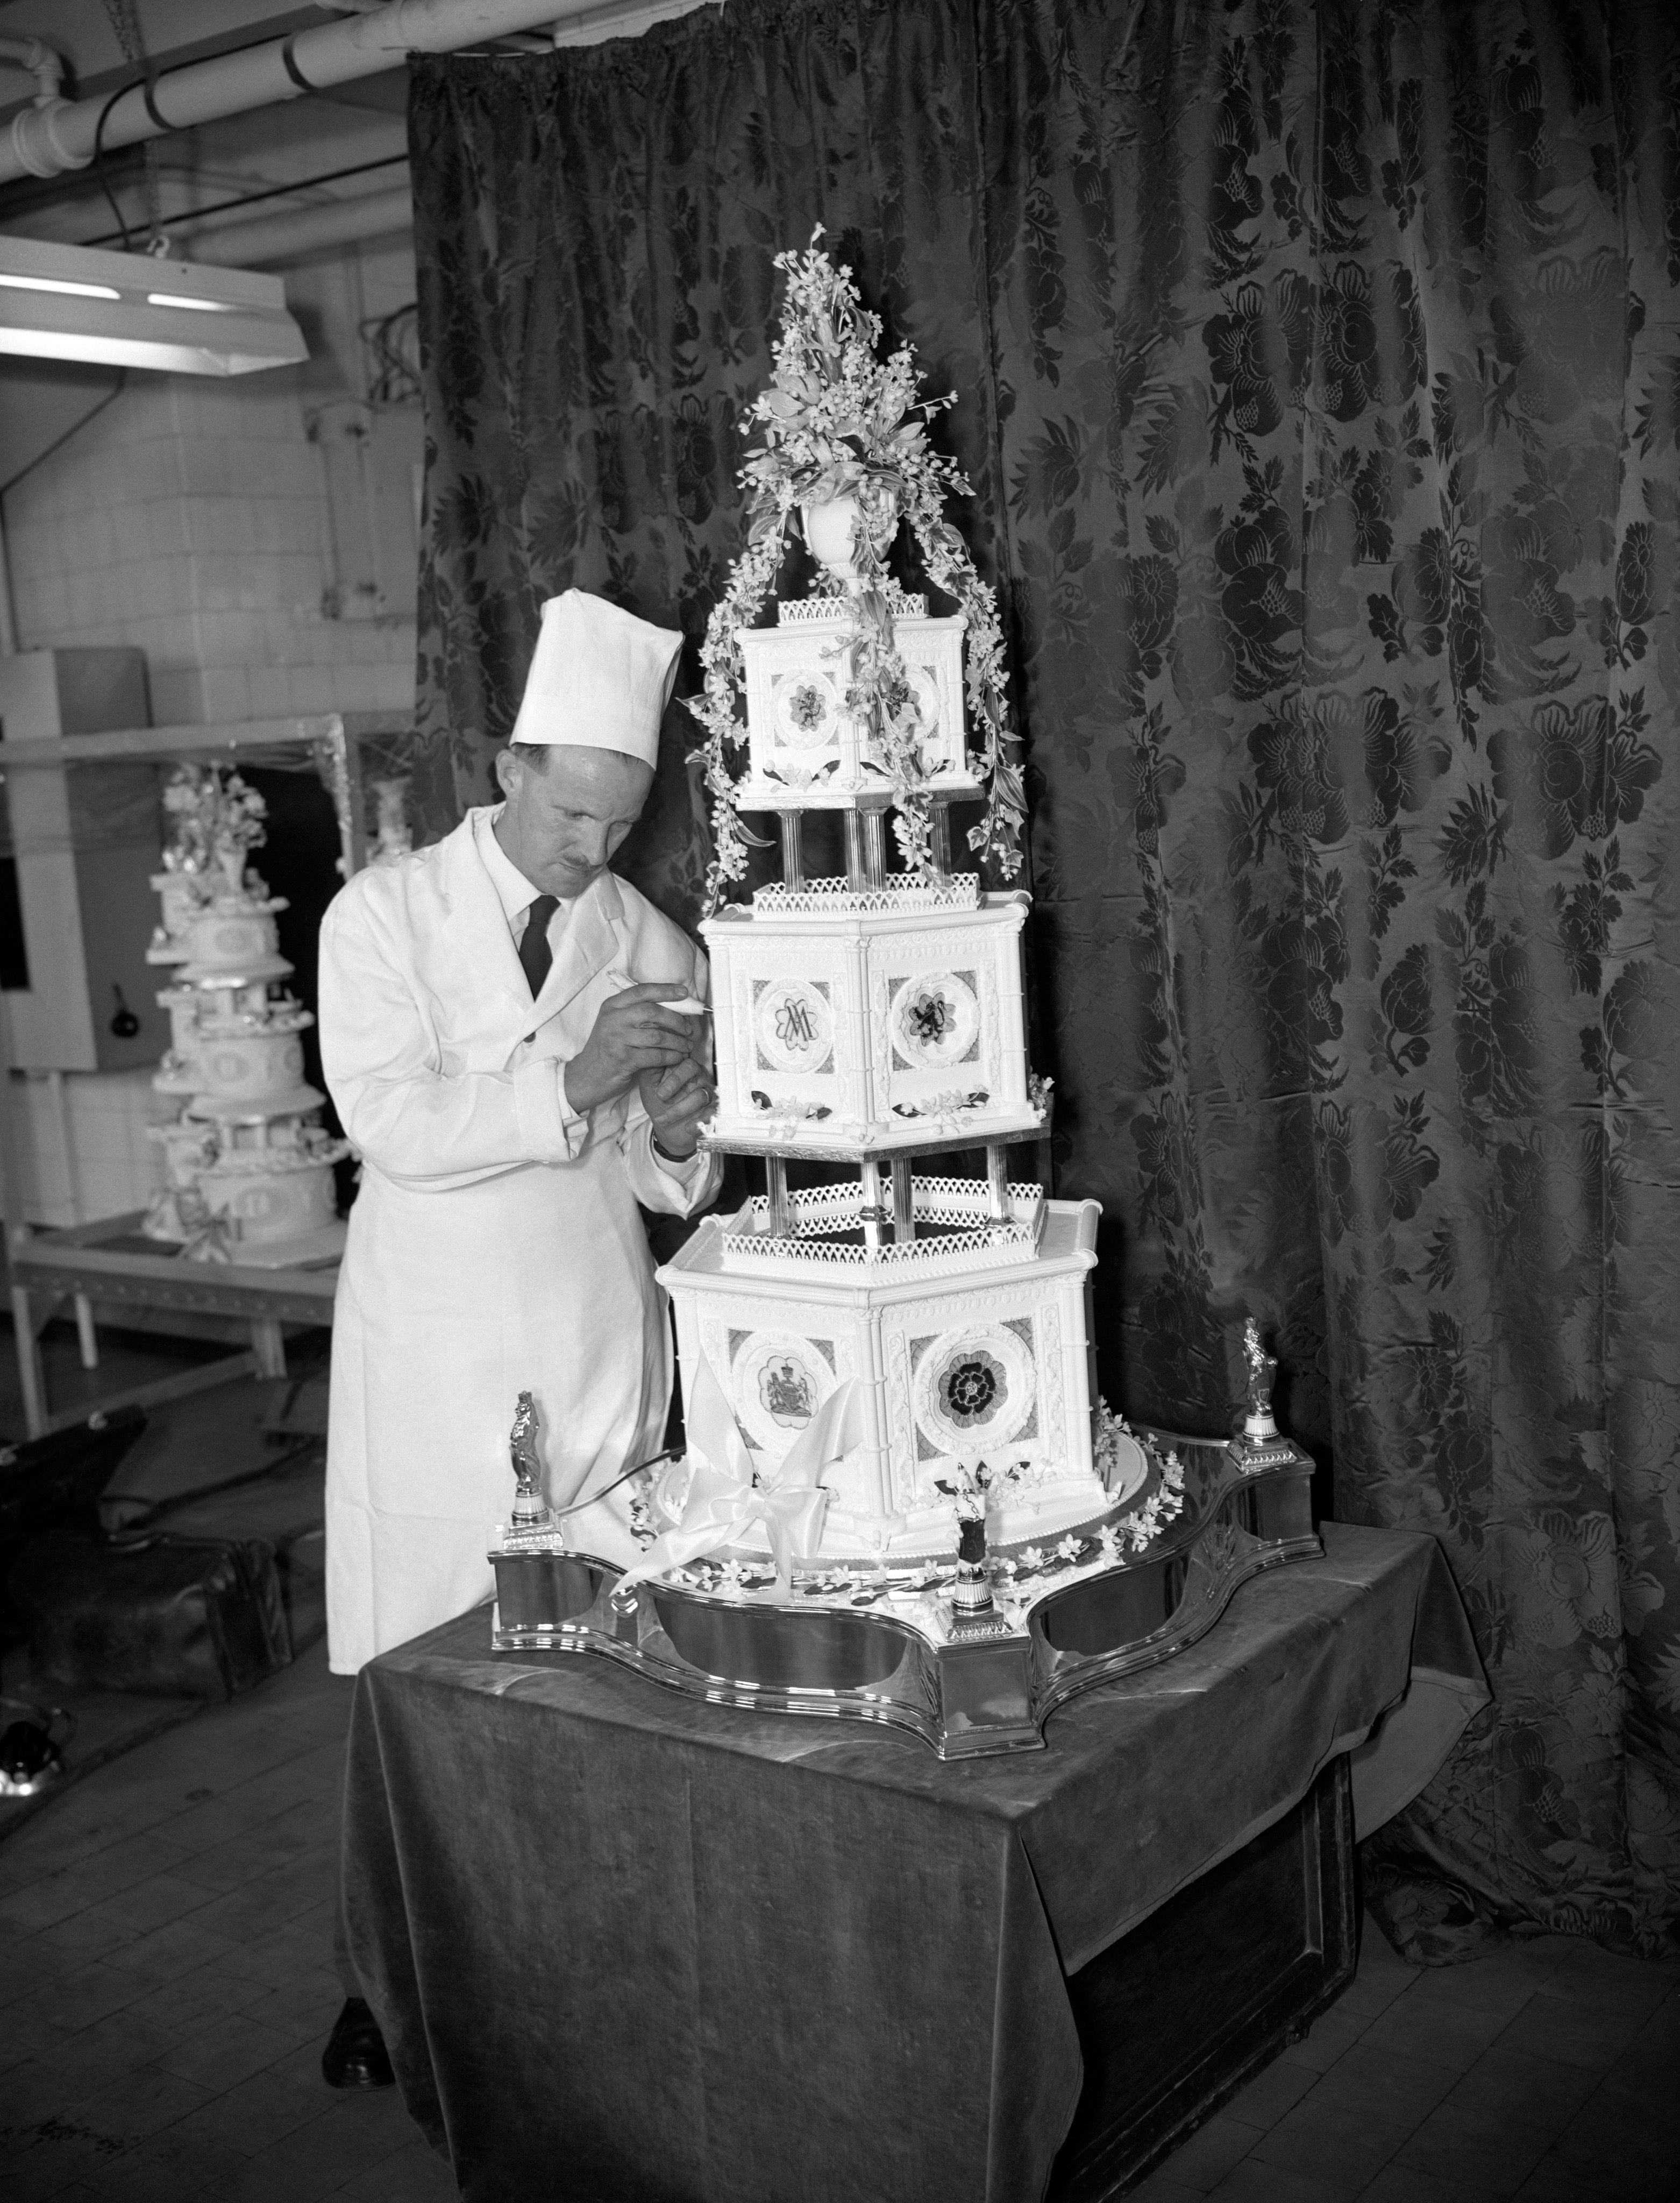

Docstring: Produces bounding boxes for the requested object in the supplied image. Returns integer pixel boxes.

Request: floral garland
[1093,1401,1188,1552]
[688,232,1026,912]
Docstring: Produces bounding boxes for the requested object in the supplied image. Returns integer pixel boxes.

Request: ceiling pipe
[0,36,77,175]
[182,183,414,266]
[0,35,65,106]
[323,0,553,52]
[0,0,607,188]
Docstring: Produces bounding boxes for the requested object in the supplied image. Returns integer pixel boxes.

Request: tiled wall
[4,375,414,726]
[7,1066,169,1229]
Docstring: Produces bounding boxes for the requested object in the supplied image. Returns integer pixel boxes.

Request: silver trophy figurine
[946,1463,1009,1640]
[508,1390,552,1530]
[1240,1319,1279,1445]
[1234,1317,1295,1469]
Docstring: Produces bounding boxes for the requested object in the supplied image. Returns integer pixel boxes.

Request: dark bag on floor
[7,1531,293,1701]
[0,1408,148,1639]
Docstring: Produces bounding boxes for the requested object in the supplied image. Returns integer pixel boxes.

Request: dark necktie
[518,894,560,998]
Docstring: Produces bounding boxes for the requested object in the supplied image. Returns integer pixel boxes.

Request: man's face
[494,744,654,899]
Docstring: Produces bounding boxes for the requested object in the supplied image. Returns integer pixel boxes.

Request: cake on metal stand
[487,240,1319,1756]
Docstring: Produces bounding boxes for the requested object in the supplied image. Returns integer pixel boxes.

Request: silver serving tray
[489,1431,1319,1759]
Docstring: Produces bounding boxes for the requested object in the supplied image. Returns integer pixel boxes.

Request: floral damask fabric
[411,0,1680,1955]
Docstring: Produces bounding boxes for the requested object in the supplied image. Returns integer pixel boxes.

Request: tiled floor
[1131,1929,1680,2202]
[0,1636,452,2202]
[2,1336,1677,2201]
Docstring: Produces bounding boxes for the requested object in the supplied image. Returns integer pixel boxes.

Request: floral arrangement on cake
[161,764,268,885]
[690,231,1026,908]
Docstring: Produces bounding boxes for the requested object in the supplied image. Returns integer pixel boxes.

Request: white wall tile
[284,664,334,713]
[147,666,205,725]
[199,665,252,722]
[248,665,294,717]
[148,500,191,557]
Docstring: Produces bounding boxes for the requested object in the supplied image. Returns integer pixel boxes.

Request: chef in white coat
[317,589,722,1682]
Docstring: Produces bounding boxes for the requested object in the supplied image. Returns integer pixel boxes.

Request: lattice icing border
[720,1177,1045,1278]
[775,584,928,625]
[753,876,980,918]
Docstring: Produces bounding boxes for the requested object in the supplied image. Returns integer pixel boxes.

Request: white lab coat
[318,807,721,1674]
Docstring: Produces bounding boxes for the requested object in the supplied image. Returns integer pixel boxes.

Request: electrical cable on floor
[0,1693,75,1741]
[104,1433,324,1538]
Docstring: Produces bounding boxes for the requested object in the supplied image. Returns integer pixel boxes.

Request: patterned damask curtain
[410,0,1680,1956]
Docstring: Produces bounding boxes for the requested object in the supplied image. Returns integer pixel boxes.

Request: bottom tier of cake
[657,1195,1108,1558]
[196,1155,341,1247]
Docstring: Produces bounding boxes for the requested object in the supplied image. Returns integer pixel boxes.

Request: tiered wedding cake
[663,743,1120,1562]
[144,765,347,1266]
[489,241,1316,1755]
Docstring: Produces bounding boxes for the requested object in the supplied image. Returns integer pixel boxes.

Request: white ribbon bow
[616,1356,860,1597]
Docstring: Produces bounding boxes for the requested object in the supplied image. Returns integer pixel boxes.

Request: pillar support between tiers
[844,809,865,890]
[778,812,803,886]
[860,808,887,889]
[859,1156,888,1249]
[986,1144,1011,1222]
[764,1156,790,1238]
[891,1157,913,1243]
[930,799,952,878]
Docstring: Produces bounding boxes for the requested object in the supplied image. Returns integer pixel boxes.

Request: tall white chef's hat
[509,589,684,769]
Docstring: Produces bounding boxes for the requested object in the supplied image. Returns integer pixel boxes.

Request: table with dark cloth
[342,1522,1486,2203]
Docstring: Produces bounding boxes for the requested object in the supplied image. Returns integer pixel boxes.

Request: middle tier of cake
[700,876,1048,1157]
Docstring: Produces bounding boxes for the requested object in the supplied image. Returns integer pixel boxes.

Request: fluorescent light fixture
[147,292,236,312]
[0,234,307,376]
[0,272,120,300]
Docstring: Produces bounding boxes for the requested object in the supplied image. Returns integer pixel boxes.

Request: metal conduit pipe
[182,183,414,266]
[0,36,66,105]
[0,0,600,187]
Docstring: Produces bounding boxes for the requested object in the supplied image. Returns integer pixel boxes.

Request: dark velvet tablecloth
[342,1522,1485,2203]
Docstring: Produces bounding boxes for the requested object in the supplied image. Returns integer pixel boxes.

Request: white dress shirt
[471,805,703,1184]
[474,804,570,952]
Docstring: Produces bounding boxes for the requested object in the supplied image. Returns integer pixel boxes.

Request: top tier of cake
[732,592,981,813]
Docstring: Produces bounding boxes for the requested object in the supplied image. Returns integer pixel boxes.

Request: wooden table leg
[11,1283,49,1440]
[251,1318,287,1381]
[74,1293,99,1370]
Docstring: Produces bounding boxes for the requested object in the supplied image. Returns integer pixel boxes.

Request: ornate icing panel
[702,895,1038,1155]
[735,610,976,809]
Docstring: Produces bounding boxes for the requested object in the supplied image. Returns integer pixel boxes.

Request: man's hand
[638,1056,716,1162]
[563,983,702,1115]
